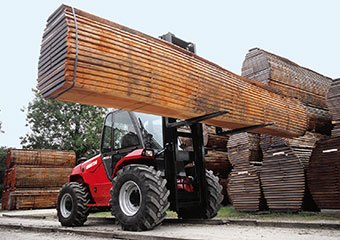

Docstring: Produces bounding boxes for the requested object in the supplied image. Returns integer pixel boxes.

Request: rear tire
[177,170,223,219]
[57,182,90,226]
[110,164,169,231]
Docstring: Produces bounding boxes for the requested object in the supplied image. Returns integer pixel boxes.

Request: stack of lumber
[306,78,340,210]
[2,149,75,210]
[180,125,231,203]
[203,125,231,176]
[307,137,340,209]
[327,78,340,137]
[242,48,332,134]
[227,133,266,212]
[260,133,321,212]
[203,125,231,204]
[37,4,309,138]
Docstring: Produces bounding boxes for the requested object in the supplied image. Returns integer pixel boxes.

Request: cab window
[112,111,140,149]
[101,113,113,153]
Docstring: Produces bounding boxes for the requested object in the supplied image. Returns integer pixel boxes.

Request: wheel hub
[60,193,73,218]
[119,181,142,216]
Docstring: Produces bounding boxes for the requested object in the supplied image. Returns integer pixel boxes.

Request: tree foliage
[21,92,107,158]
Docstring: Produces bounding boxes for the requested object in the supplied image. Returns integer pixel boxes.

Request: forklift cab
[100,110,163,179]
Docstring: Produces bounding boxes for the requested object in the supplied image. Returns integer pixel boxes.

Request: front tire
[177,170,223,219]
[110,164,169,231]
[57,182,90,226]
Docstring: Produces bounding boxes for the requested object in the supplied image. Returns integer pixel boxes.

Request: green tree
[21,91,107,158]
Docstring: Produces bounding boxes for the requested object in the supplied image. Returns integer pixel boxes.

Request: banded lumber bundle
[2,189,59,210]
[37,4,308,138]
[307,137,340,209]
[205,150,231,176]
[205,134,228,151]
[227,133,266,212]
[242,48,332,108]
[242,48,332,134]
[260,133,321,212]
[326,78,340,137]
[2,149,74,210]
[203,125,229,151]
[6,166,72,188]
[6,149,76,168]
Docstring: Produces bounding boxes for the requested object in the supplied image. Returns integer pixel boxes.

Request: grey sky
[0,0,339,148]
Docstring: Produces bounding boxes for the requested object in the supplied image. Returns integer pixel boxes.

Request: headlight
[143,149,154,157]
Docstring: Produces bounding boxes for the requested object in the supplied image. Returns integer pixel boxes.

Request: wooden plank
[37,4,309,138]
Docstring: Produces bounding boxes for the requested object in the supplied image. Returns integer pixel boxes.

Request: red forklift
[57,109,226,231]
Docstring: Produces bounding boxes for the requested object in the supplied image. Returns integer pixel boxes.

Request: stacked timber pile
[260,133,321,212]
[242,48,332,212]
[306,78,340,210]
[2,149,75,210]
[204,125,231,204]
[37,4,310,139]
[327,78,340,137]
[227,133,266,212]
[204,125,231,176]
[307,137,340,209]
[242,48,332,135]
[180,125,231,204]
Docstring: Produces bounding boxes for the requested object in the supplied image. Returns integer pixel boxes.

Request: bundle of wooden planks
[227,133,266,212]
[327,78,340,137]
[203,125,231,204]
[306,80,340,210]
[307,137,340,209]
[37,4,309,138]
[203,125,231,176]
[2,149,75,210]
[260,133,321,212]
[242,48,332,134]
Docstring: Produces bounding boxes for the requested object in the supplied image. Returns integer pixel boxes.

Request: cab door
[101,110,143,180]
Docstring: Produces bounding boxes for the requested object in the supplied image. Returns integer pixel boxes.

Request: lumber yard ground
[0,208,339,240]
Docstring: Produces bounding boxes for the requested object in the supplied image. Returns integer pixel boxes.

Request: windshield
[135,112,163,147]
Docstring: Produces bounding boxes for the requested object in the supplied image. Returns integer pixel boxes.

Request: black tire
[110,164,170,231]
[177,170,223,219]
[57,182,90,226]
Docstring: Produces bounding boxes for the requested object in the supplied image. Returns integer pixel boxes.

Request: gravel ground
[0,217,339,240]
[0,228,118,240]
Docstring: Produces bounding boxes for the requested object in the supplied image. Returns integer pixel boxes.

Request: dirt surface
[0,227,117,240]
[0,216,339,240]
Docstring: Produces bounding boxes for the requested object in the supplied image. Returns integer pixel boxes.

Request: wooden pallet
[36,4,309,138]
